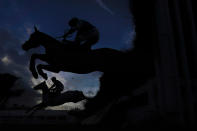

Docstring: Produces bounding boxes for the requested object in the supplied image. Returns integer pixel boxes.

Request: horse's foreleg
[30,54,38,78]
[28,104,47,116]
[37,64,49,80]
[30,54,47,79]
[26,103,41,114]
[37,64,60,79]
[26,103,46,116]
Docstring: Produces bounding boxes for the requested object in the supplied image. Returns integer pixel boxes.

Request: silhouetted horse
[26,81,86,114]
[22,27,124,79]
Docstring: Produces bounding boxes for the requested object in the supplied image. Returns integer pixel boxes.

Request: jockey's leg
[75,33,87,45]
[82,38,98,51]
[80,31,99,50]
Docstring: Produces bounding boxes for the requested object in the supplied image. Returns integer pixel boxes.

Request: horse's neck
[40,33,61,49]
[38,32,76,53]
[41,85,49,95]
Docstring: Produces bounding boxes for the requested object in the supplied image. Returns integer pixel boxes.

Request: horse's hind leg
[37,64,60,79]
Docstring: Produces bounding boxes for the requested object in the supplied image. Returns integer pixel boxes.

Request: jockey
[49,77,64,97]
[62,17,99,50]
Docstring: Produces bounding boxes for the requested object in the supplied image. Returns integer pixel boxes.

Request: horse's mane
[37,31,63,45]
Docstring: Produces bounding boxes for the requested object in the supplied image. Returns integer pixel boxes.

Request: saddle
[49,90,61,98]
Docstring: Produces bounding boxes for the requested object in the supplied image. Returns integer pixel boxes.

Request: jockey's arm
[49,84,56,90]
[63,27,76,39]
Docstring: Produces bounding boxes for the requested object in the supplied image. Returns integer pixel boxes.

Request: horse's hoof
[42,73,48,80]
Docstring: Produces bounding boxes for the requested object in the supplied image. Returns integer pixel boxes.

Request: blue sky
[0,0,134,109]
[0,0,134,50]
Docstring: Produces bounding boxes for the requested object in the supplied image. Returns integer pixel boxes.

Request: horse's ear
[34,26,38,32]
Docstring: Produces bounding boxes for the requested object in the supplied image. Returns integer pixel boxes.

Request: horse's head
[22,26,42,51]
[33,81,47,91]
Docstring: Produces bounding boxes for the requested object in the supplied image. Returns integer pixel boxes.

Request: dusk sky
[0,0,134,110]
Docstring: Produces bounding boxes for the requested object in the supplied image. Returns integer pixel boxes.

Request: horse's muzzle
[22,42,29,51]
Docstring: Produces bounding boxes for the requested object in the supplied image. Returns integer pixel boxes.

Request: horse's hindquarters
[48,91,86,106]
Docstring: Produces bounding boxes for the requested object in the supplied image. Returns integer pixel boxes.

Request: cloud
[46,100,87,110]
[6,79,41,107]
[0,28,21,51]
[95,0,114,15]
[1,56,12,65]
[25,26,33,35]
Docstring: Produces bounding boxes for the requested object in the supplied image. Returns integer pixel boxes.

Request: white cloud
[31,77,42,86]
[1,56,12,65]
[46,100,87,110]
